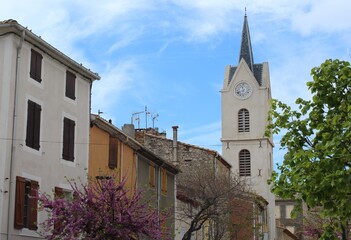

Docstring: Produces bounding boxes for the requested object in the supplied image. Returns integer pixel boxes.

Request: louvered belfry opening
[238,108,250,132]
[239,149,251,176]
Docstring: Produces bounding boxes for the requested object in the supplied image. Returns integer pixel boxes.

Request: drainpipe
[172,126,179,235]
[7,28,25,240]
[172,126,178,164]
[157,165,161,215]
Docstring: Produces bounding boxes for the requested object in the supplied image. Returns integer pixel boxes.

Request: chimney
[172,126,178,164]
[122,124,135,139]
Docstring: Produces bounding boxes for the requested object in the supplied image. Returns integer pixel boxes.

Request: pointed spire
[239,11,254,72]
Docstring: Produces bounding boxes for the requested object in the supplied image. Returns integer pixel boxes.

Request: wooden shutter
[33,103,41,150]
[149,165,155,188]
[65,71,76,100]
[26,101,34,148]
[161,168,167,194]
[28,180,39,230]
[63,118,75,161]
[55,187,64,198]
[54,187,63,231]
[108,137,118,168]
[14,176,25,229]
[30,49,42,82]
[26,100,41,150]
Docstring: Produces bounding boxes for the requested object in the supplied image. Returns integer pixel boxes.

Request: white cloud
[291,0,351,35]
[92,58,139,110]
[107,26,145,53]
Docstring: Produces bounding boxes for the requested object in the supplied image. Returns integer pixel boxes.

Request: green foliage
[266,59,351,238]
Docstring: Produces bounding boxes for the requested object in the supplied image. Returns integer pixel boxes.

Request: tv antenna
[152,114,159,129]
[131,111,144,128]
[145,106,150,129]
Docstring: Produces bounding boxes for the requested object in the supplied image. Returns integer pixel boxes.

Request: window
[238,108,250,132]
[14,176,39,230]
[54,187,73,232]
[54,187,73,200]
[285,205,294,219]
[30,49,42,82]
[161,168,167,195]
[25,100,41,150]
[62,117,75,161]
[239,149,251,176]
[149,164,155,188]
[65,71,76,100]
[108,137,118,169]
[275,205,281,219]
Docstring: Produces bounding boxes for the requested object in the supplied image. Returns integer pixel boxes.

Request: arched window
[238,108,250,132]
[239,149,251,176]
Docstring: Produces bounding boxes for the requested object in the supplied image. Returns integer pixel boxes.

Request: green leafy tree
[266,59,351,240]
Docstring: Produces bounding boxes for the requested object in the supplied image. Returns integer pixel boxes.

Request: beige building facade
[0,20,99,239]
[221,14,275,239]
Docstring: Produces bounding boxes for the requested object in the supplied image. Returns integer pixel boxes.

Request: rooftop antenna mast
[131,111,144,129]
[152,114,159,129]
[145,106,150,129]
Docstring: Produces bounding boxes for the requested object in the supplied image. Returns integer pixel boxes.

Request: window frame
[14,176,39,230]
[238,108,250,132]
[30,49,43,83]
[239,149,251,176]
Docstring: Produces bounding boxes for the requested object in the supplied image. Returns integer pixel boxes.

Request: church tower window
[239,149,251,176]
[238,108,250,132]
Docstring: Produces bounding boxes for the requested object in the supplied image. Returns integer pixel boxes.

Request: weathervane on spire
[245,7,247,16]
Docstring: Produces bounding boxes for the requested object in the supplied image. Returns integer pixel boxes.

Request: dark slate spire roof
[228,13,263,86]
[239,13,254,72]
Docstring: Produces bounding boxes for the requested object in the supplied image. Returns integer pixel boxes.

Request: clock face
[235,82,252,99]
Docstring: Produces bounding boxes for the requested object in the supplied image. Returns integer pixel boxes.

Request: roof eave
[0,20,100,81]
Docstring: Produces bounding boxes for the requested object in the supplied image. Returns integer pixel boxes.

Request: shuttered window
[149,164,155,188]
[108,137,118,169]
[161,168,167,195]
[65,71,76,100]
[238,108,250,132]
[239,149,251,176]
[62,117,75,161]
[14,176,39,230]
[55,187,64,198]
[30,49,42,82]
[25,100,41,150]
[53,187,66,233]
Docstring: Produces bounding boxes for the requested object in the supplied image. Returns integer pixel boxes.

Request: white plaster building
[221,14,276,239]
[0,20,100,239]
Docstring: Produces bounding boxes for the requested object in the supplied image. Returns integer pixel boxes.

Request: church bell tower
[221,13,275,239]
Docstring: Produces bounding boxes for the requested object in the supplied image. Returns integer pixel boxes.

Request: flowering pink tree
[39,176,169,240]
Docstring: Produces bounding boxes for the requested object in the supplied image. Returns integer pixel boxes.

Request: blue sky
[2,0,351,167]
